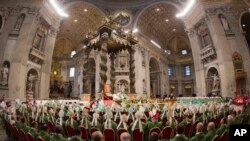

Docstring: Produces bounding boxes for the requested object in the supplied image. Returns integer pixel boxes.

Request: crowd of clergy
[0,98,249,141]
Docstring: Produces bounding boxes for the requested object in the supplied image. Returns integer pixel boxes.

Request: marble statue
[211,74,220,91]
[33,24,45,50]
[33,33,42,49]
[27,74,35,93]
[1,65,8,86]
[219,14,230,31]
[14,15,25,31]
[121,83,125,93]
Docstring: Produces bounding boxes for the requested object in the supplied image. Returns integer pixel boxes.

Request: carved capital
[185,28,196,38]
[48,26,59,37]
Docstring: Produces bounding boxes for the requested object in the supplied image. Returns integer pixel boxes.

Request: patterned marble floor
[0,126,7,141]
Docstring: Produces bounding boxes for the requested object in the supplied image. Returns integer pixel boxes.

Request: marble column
[95,51,101,94]
[82,47,91,93]
[8,13,38,100]
[0,11,17,65]
[145,50,151,97]
[39,27,59,99]
[109,53,116,94]
[99,43,108,92]
[206,14,236,97]
[186,28,207,96]
[129,46,136,93]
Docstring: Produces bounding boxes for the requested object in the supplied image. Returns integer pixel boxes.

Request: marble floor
[0,126,7,141]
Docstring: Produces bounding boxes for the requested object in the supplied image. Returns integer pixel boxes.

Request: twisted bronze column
[99,43,108,92]
[82,47,91,93]
[129,46,136,93]
[110,53,116,94]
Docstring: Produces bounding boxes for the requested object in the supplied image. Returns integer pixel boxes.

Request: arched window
[168,64,174,76]
[184,65,191,76]
[69,67,75,77]
[241,12,250,50]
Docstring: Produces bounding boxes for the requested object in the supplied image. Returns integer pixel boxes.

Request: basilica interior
[0,0,250,141]
[0,0,249,100]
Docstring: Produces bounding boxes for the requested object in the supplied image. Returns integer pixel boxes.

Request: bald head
[220,117,227,125]
[207,122,215,131]
[196,122,204,133]
[91,131,104,141]
[120,132,131,141]
[227,115,234,123]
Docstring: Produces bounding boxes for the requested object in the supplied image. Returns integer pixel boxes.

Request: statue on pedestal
[27,74,36,94]
[219,14,230,31]
[211,74,220,96]
[1,65,8,86]
[121,83,125,94]
[14,14,25,31]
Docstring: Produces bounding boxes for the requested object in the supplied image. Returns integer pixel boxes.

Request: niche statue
[1,65,8,86]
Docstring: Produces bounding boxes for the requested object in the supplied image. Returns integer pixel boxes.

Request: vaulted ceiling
[53,2,105,58]
[136,3,186,49]
[53,0,190,58]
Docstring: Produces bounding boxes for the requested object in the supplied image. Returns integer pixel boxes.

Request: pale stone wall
[184,1,250,97]
[0,1,61,100]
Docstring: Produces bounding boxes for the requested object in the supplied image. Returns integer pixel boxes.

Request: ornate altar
[81,17,138,95]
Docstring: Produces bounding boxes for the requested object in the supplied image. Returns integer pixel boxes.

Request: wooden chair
[184,123,192,137]
[220,130,229,141]
[149,127,161,138]
[212,135,220,141]
[90,127,99,136]
[19,129,27,141]
[47,121,55,133]
[36,136,44,141]
[117,128,128,141]
[132,128,144,141]
[103,128,116,141]
[161,126,172,140]
[79,126,88,140]
[26,133,35,141]
[66,125,75,137]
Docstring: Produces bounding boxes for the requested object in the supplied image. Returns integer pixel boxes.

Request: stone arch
[0,12,5,32]
[149,57,161,97]
[149,57,160,72]
[206,67,220,96]
[240,12,250,50]
[26,68,39,99]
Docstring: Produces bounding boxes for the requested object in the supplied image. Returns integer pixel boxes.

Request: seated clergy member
[203,122,216,141]
[91,131,105,141]
[189,122,205,141]
[120,132,131,141]
[149,132,159,141]
[50,125,68,141]
[170,125,188,141]
[216,117,227,136]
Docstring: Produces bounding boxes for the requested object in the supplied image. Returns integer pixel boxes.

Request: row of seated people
[2,113,247,141]
[2,104,249,141]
